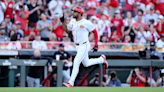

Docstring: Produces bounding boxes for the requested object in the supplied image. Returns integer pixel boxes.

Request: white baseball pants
[68,41,104,86]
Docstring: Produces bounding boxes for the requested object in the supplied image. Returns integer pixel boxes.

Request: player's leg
[63,70,71,83]
[67,44,88,86]
[82,52,104,67]
[82,42,107,67]
[34,78,40,87]
[27,76,34,87]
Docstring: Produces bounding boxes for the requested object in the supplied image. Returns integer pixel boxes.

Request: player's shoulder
[83,18,92,24]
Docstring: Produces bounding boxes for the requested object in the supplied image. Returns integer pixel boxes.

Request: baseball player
[60,6,108,87]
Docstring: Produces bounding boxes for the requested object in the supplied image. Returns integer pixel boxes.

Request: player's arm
[62,22,71,33]
[92,29,98,52]
[60,16,71,33]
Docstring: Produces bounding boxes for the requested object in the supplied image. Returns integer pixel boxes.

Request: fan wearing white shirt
[157,33,164,49]
[32,35,48,50]
[124,11,135,26]
[136,26,151,44]
[148,24,160,42]
[49,0,64,16]
[145,7,158,26]
[0,1,6,24]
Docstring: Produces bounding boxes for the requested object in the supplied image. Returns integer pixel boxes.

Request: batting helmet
[72,6,84,16]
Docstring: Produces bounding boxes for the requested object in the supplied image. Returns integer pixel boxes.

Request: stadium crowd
[1,0,164,50]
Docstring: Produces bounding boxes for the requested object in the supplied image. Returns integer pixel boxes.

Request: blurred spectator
[7,33,22,50]
[152,0,164,15]
[5,15,12,31]
[156,69,164,87]
[98,14,111,38]
[100,35,108,43]
[124,19,138,43]
[148,24,160,42]
[36,13,52,41]
[49,0,64,16]
[20,35,31,49]
[54,44,72,83]
[156,10,161,16]
[16,21,24,36]
[156,15,164,37]
[145,7,158,25]
[111,10,124,39]
[126,67,146,87]
[4,0,14,23]
[52,14,62,40]
[110,27,120,42]
[106,71,121,87]
[27,0,41,24]
[134,9,145,23]
[84,0,99,19]
[14,2,29,31]
[42,5,53,19]
[0,0,6,24]
[47,33,57,49]
[125,0,136,17]
[132,14,146,30]
[123,11,135,26]
[32,35,48,49]
[0,21,9,36]
[27,50,53,87]
[13,0,28,11]
[12,24,22,40]
[136,26,150,44]
[24,23,38,41]
[123,35,131,43]
[62,0,71,9]
[89,73,106,87]
[50,73,57,87]
[109,0,119,17]
[96,7,109,20]
[89,32,95,42]
[157,33,164,50]
[0,28,10,41]
[15,73,20,87]
[95,0,109,15]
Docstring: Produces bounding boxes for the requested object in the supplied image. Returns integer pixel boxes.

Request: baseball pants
[63,70,71,83]
[68,41,104,86]
[27,76,40,87]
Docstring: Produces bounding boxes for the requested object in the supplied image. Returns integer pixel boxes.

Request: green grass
[0,87,164,92]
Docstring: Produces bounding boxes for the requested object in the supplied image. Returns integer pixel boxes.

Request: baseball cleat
[63,83,73,87]
[101,54,108,68]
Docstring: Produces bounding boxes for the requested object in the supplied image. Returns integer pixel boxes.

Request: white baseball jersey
[67,18,95,44]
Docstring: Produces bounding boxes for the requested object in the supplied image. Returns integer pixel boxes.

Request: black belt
[75,41,87,46]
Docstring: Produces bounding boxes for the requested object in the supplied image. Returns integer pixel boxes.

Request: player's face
[73,11,79,19]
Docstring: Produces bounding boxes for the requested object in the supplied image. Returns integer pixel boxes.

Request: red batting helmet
[72,6,84,16]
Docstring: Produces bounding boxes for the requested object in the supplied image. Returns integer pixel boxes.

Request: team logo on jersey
[80,25,84,28]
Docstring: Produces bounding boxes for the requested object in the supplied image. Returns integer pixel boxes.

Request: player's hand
[48,66,53,72]
[92,45,98,52]
[60,14,65,22]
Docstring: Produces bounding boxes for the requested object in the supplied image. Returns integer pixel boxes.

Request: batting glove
[92,45,98,52]
[60,14,65,22]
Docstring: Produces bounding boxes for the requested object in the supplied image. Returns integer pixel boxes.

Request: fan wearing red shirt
[52,15,64,41]
[156,15,164,37]
[84,0,99,17]
[14,3,29,31]
[111,10,124,38]
[109,0,119,17]
[4,0,14,22]
[152,0,164,15]
[125,0,136,17]
[126,67,146,87]
[24,23,38,41]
